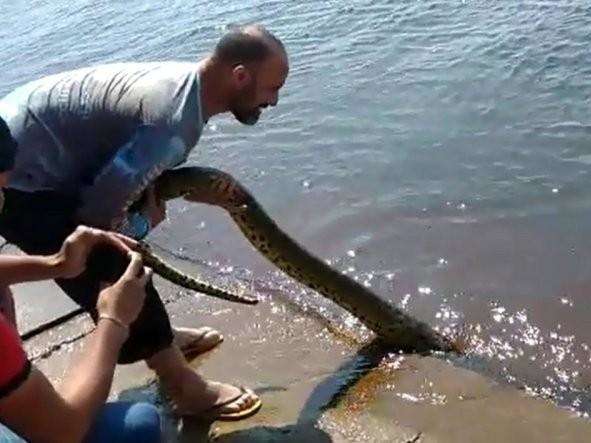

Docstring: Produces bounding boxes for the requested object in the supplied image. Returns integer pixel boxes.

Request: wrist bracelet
[98,315,129,331]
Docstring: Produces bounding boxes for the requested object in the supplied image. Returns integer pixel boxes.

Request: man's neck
[198,57,229,121]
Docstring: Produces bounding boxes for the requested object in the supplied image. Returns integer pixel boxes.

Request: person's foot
[173,326,223,359]
[162,365,261,420]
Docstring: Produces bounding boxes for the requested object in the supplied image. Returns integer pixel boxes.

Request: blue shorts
[0,401,162,443]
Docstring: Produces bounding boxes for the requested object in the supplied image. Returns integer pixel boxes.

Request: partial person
[0,24,288,418]
[0,116,162,443]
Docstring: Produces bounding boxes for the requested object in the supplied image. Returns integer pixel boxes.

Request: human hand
[53,226,138,279]
[96,251,152,328]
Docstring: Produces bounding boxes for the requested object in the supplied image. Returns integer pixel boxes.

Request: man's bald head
[212,24,289,126]
[213,24,286,66]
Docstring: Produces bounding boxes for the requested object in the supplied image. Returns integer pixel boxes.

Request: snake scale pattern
[135,242,258,305]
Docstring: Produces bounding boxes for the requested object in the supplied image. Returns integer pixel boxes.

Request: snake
[144,166,454,353]
[86,240,258,305]
[135,242,258,305]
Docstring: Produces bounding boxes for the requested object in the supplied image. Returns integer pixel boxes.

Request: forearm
[58,320,128,438]
[0,254,62,286]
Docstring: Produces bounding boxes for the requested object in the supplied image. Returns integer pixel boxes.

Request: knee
[123,403,162,443]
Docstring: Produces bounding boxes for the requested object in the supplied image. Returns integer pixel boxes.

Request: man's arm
[0,253,150,443]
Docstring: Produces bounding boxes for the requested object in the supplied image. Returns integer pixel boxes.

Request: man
[0,24,289,418]
[0,116,162,442]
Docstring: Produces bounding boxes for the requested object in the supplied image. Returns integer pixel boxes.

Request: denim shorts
[0,401,162,443]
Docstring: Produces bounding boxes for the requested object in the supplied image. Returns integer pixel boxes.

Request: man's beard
[231,106,261,126]
[0,189,5,213]
[230,78,261,126]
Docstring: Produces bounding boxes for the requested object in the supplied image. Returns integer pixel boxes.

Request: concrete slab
[23,273,591,442]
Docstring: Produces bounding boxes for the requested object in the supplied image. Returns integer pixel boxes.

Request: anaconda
[149,166,454,353]
[86,242,258,305]
[136,242,258,305]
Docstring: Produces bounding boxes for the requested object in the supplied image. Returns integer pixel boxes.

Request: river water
[1,0,591,415]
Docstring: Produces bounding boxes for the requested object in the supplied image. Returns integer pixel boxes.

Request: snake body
[135,242,258,305]
[85,241,257,305]
[151,166,453,353]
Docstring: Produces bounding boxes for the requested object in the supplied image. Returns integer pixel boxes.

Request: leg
[59,252,257,417]
[56,269,175,364]
[0,188,220,362]
[146,346,261,419]
[0,189,259,418]
[83,402,162,443]
[76,224,258,416]
[0,189,174,363]
[58,243,223,362]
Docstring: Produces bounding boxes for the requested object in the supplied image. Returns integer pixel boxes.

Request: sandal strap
[205,386,250,412]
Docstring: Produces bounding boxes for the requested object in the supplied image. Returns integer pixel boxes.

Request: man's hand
[141,185,166,228]
[53,226,138,279]
[96,252,151,327]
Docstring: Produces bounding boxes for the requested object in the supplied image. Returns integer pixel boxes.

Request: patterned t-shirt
[0,62,206,238]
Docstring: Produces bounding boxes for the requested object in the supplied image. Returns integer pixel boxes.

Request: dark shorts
[0,189,174,364]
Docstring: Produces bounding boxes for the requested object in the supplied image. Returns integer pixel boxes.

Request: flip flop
[174,326,224,360]
[199,386,262,422]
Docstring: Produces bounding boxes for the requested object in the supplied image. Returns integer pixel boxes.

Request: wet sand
[15,251,591,442]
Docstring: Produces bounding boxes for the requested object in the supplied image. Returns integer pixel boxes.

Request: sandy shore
[13,250,591,442]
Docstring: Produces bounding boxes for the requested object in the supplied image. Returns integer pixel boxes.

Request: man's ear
[232,64,252,88]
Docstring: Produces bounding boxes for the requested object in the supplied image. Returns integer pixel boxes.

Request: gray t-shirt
[0,62,205,235]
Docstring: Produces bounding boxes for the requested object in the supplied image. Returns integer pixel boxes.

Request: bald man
[0,24,289,420]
